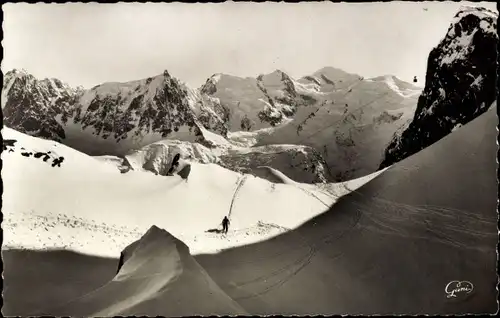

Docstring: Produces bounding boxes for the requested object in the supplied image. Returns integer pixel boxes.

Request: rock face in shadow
[176,163,192,180]
[380,6,498,169]
[1,70,80,142]
[196,106,498,315]
[38,225,248,317]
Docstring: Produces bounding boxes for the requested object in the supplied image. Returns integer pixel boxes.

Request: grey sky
[2,1,497,89]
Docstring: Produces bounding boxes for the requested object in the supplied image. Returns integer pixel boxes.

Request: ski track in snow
[295,186,332,208]
[228,175,249,218]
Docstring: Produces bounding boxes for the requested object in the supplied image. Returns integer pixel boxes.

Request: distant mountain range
[2,5,497,183]
[1,66,419,182]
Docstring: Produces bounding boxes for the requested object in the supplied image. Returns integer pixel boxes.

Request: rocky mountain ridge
[380,6,498,168]
[2,69,228,156]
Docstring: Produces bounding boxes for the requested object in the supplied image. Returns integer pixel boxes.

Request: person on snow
[222,216,230,234]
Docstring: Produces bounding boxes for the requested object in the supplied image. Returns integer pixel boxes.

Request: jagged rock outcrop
[380,6,498,169]
[2,137,65,168]
[176,163,192,180]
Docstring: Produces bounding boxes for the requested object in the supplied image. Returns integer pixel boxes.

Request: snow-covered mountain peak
[3,69,81,104]
[312,66,358,78]
[200,73,230,95]
[368,74,401,86]
[3,69,35,96]
[369,74,399,82]
[260,69,287,78]
[5,68,31,79]
[440,6,497,67]
[367,75,422,97]
[454,5,498,21]
[80,71,182,110]
[305,66,363,91]
[258,69,294,88]
[209,73,223,83]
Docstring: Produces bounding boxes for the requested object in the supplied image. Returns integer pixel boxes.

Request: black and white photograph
[1,1,498,316]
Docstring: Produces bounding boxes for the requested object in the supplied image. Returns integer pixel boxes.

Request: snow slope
[196,105,498,315]
[1,127,381,258]
[37,226,248,317]
[3,104,495,316]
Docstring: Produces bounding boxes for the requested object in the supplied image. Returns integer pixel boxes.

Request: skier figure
[222,216,230,234]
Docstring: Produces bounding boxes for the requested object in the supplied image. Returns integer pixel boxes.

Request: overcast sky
[2,1,497,89]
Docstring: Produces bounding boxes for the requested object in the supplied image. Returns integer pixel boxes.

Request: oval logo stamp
[445,280,474,300]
